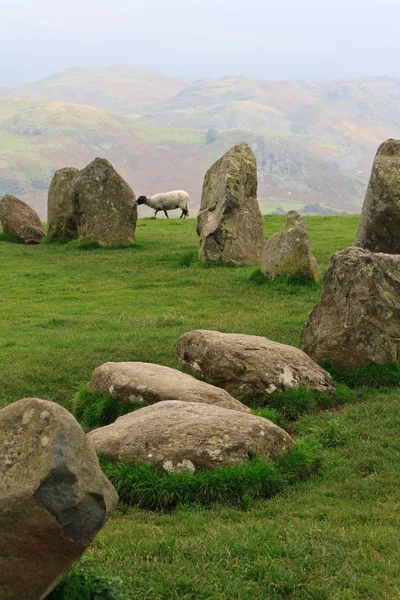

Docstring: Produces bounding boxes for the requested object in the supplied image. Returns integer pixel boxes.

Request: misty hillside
[1,67,400,216]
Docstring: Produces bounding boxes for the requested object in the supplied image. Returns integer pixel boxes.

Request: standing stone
[355,139,400,253]
[88,400,293,471]
[72,158,137,247]
[0,398,118,600]
[261,211,320,281]
[176,330,334,402]
[300,246,400,368]
[47,167,80,239]
[197,142,264,264]
[0,195,45,243]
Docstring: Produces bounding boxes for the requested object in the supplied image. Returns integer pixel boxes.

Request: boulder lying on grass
[0,398,118,600]
[176,330,334,402]
[261,210,320,281]
[0,195,45,243]
[88,400,293,471]
[47,167,80,239]
[355,139,400,254]
[301,246,400,368]
[72,157,137,247]
[197,142,264,264]
[88,361,251,413]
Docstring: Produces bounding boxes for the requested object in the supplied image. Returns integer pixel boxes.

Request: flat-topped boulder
[0,195,45,243]
[176,330,334,402]
[261,210,320,281]
[197,142,264,264]
[88,401,293,471]
[301,246,400,368]
[0,398,118,600]
[355,139,400,254]
[47,167,80,239]
[72,157,137,247]
[88,361,250,413]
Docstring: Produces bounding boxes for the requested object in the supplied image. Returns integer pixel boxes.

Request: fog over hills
[1,65,400,217]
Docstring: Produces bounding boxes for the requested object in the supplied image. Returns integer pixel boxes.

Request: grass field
[2,215,400,599]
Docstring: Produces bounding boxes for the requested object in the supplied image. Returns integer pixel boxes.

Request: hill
[2,67,400,215]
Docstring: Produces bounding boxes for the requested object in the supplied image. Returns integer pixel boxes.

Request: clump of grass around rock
[72,387,141,432]
[0,231,24,244]
[249,268,321,290]
[100,436,322,511]
[324,361,400,389]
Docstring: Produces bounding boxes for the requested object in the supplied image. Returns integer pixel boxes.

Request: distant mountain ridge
[1,66,399,217]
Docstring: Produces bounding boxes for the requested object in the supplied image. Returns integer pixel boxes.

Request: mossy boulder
[301,246,400,367]
[197,142,264,264]
[47,167,79,239]
[72,158,137,247]
[261,210,320,281]
[0,195,45,243]
[355,139,400,253]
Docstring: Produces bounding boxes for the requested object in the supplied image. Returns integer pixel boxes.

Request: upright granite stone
[0,195,45,243]
[261,210,320,281]
[47,167,80,239]
[355,139,400,253]
[72,158,137,247]
[0,398,118,600]
[197,142,264,264]
[88,400,293,471]
[301,246,400,368]
[176,330,334,402]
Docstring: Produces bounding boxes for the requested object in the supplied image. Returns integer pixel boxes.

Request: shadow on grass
[249,268,321,290]
[0,232,25,244]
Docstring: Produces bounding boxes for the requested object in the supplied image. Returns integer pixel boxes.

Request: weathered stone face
[300,246,400,368]
[88,400,293,471]
[72,157,137,247]
[176,330,334,402]
[355,139,400,253]
[47,167,80,239]
[88,361,251,413]
[197,142,264,264]
[261,211,320,281]
[0,195,45,243]
[0,398,118,600]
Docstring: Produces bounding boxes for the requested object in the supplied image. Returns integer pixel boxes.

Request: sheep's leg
[154,209,159,218]
[180,210,184,219]
[164,210,169,219]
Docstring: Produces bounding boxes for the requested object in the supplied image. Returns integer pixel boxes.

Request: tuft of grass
[0,231,25,243]
[100,437,322,511]
[72,386,141,432]
[176,250,197,268]
[64,240,102,251]
[324,361,400,389]
[263,384,352,420]
[41,236,71,245]
[47,556,127,600]
[251,406,289,431]
[249,268,321,290]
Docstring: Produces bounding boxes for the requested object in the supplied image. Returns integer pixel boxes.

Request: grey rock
[0,195,45,243]
[47,167,80,239]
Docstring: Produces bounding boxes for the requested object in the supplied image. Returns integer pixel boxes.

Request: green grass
[324,361,400,389]
[2,214,400,598]
[100,438,322,511]
[71,386,141,432]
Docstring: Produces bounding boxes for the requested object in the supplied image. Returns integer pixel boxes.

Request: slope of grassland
[1,215,400,599]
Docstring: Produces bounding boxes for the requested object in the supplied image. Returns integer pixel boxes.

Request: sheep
[137,190,190,219]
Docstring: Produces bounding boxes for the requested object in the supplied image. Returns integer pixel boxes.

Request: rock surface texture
[0,195,45,243]
[261,210,320,281]
[47,167,80,239]
[0,398,118,600]
[72,157,137,247]
[88,401,293,470]
[301,246,400,368]
[88,361,250,413]
[176,330,334,402]
[355,139,400,253]
[197,142,264,264]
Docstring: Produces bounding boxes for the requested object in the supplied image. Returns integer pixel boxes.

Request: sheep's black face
[137,196,147,205]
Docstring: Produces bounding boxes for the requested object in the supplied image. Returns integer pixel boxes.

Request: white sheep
[137,190,190,219]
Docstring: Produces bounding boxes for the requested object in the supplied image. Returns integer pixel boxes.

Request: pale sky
[1,0,399,85]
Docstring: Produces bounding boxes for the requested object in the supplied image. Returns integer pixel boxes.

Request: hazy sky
[1,0,399,85]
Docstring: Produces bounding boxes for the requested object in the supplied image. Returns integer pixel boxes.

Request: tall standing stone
[47,167,80,239]
[0,398,118,600]
[197,142,264,264]
[355,139,400,253]
[72,158,137,247]
[0,195,45,243]
[261,210,320,281]
[300,246,400,368]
